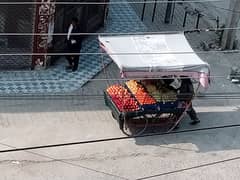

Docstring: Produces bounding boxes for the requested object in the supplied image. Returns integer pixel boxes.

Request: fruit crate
[104,91,144,130]
[124,81,182,113]
[124,81,158,111]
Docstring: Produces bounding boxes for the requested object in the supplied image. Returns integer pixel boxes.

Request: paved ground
[0,80,240,180]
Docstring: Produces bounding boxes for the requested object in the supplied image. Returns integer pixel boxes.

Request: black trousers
[66,54,79,71]
[187,104,198,120]
[66,42,81,71]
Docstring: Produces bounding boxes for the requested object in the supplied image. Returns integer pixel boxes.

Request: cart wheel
[111,111,117,120]
[121,115,149,136]
[119,119,124,130]
[118,114,124,130]
[122,117,132,136]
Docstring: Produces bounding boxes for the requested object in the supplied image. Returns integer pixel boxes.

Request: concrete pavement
[0,75,240,179]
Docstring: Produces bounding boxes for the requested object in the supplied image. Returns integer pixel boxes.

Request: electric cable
[0,26,240,36]
[0,74,238,82]
[1,94,240,100]
[1,123,240,154]
[0,91,235,96]
[0,48,240,56]
[0,0,223,5]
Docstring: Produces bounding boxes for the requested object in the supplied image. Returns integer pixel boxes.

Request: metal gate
[0,0,35,70]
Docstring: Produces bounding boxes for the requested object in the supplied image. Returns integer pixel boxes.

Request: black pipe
[183,11,188,27]
[170,0,176,24]
[164,0,173,24]
[152,0,157,22]
[196,13,201,29]
[141,0,147,21]
[219,28,224,46]
[216,16,219,29]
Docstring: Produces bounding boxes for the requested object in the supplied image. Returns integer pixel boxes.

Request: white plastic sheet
[99,33,210,73]
[99,33,210,88]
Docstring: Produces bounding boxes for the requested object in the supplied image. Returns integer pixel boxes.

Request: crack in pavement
[0,152,149,166]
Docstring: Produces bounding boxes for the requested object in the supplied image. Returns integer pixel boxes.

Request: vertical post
[216,16,219,29]
[164,0,173,24]
[183,11,188,27]
[152,0,157,22]
[141,0,147,21]
[195,13,201,29]
[170,0,176,24]
[219,28,224,46]
[102,0,109,26]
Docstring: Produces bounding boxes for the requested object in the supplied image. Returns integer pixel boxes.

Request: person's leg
[66,56,74,68]
[71,44,81,71]
[66,46,74,69]
[72,55,79,71]
[187,104,200,125]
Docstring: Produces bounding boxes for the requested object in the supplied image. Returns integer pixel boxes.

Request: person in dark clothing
[177,78,200,125]
[163,77,200,125]
[66,17,83,72]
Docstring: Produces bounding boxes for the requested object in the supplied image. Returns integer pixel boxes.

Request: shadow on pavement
[133,111,240,153]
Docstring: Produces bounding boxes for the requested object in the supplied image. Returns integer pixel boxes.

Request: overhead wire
[1,123,240,154]
[0,48,240,56]
[0,74,238,81]
[1,94,240,100]
[0,0,223,5]
[0,26,240,36]
[0,91,236,96]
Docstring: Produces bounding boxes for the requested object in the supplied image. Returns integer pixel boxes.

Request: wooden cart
[99,33,210,134]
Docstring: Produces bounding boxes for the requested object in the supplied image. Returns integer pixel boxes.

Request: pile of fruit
[125,80,156,105]
[145,84,177,102]
[106,85,140,112]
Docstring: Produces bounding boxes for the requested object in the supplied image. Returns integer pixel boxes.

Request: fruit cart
[99,33,210,134]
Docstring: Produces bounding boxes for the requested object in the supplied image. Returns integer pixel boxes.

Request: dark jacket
[66,25,83,52]
[177,79,194,101]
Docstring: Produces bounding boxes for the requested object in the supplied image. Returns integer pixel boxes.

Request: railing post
[183,11,188,27]
[141,0,147,21]
[152,0,157,22]
[164,0,173,24]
